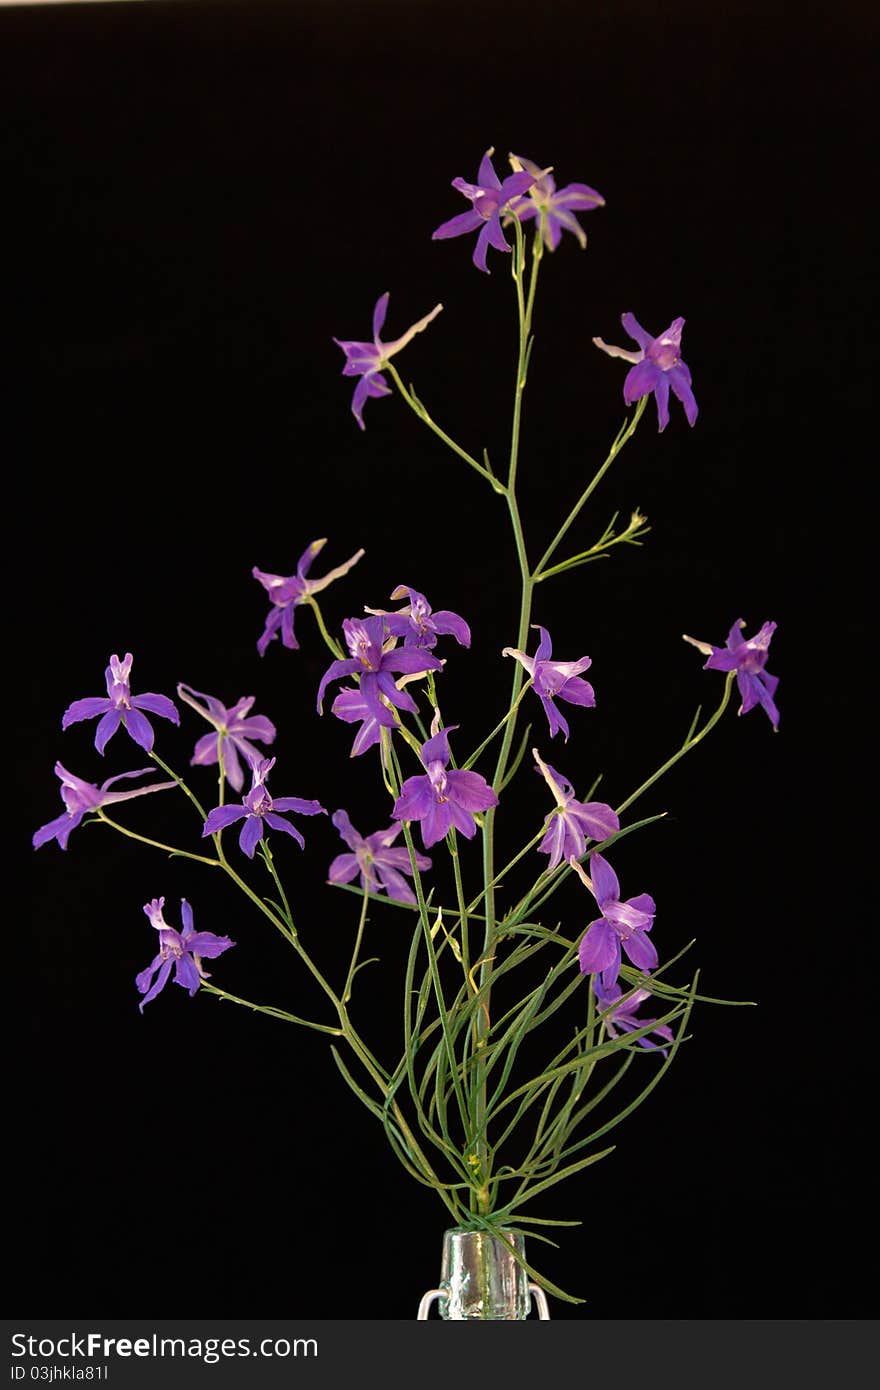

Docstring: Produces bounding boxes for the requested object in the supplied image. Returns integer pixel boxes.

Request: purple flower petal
[623,358,661,405]
[445,768,498,814]
[373,863,417,904]
[557,676,596,708]
[330,809,360,850]
[33,809,85,851]
[62,696,111,727]
[420,724,455,767]
[393,776,435,822]
[477,148,501,187]
[372,291,390,340]
[445,800,480,839]
[239,815,264,858]
[271,797,325,817]
[137,956,174,1011]
[381,648,443,677]
[420,798,453,848]
[577,918,619,976]
[473,219,499,272]
[186,932,235,959]
[620,312,653,350]
[131,692,180,723]
[256,607,284,656]
[330,686,394,756]
[430,611,471,646]
[328,852,360,886]
[94,709,123,755]
[668,363,698,428]
[317,657,360,712]
[533,626,553,662]
[374,668,419,713]
[264,812,306,848]
[622,930,658,973]
[590,854,621,910]
[571,802,619,840]
[202,804,248,836]
[652,373,671,431]
[605,897,655,934]
[540,694,570,741]
[122,707,156,753]
[432,208,484,241]
[191,731,220,766]
[174,953,202,996]
[538,815,572,870]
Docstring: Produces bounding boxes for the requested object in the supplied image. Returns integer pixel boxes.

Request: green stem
[213,843,299,947]
[258,839,297,934]
[462,679,533,772]
[386,362,500,488]
[465,829,545,919]
[401,818,471,1136]
[506,674,737,932]
[100,767,455,1206]
[533,396,648,579]
[614,671,735,818]
[200,981,345,1036]
[473,219,543,1213]
[448,828,472,983]
[306,596,345,658]
[148,751,209,820]
[95,812,220,867]
[342,887,371,1005]
[335,1002,462,1219]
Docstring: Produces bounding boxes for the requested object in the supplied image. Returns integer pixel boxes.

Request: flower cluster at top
[334,147,696,433]
[431,147,604,271]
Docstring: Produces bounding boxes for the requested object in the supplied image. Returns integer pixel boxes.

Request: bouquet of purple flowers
[34,146,779,1310]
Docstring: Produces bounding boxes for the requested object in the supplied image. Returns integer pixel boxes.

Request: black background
[5,0,874,1319]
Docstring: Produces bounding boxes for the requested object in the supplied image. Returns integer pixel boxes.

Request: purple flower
[333,294,443,429]
[503,625,595,741]
[327,810,431,905]
[330,685,398,758]
[317,614,442,721]
[592,978,673,1055]
[533,749,619,871]
[202,756,326,858]
[392,717,498,850]
[573,852,658,989]
[593,313,698,432]
[507,153,605,251]
[177,683,276,793]
[366,585,471,651]
[61,653,179,755]
[685,619,780,730]
[431,146,537,273]
[253,538,365,655]
[136,897,234,1013]
[33,762,176,851]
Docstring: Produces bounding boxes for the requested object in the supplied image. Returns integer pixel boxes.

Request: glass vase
[417,1228,550,1319]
